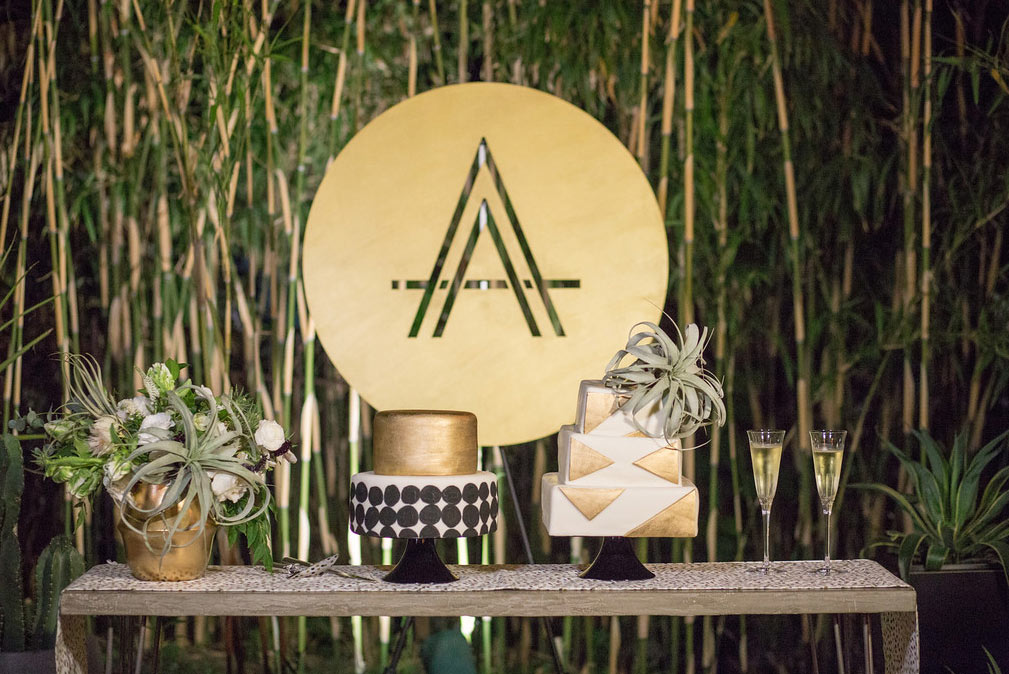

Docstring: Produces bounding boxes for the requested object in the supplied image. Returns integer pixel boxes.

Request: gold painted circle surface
[374,410,478,476]
[303,83,667,446]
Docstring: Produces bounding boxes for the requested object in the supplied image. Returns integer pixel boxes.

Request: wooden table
[57,559,918,673]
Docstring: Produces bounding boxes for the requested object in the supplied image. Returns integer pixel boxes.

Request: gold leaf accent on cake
[624,489,698,537]
[373,410,477,476]
[581,390,620,433]
[558,486,624,520]
[632,447,681,484]
[569,438,615,480]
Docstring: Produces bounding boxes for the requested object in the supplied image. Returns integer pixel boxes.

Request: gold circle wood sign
[303,83,667,446]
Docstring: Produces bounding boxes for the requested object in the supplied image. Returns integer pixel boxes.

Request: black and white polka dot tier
[349,471,499,539]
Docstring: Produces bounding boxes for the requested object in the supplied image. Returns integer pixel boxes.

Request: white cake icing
[543,379,696,538]
[574,380,664,436]
[557,426,681,487]
[350,471,498,539]
[541,473,698,537]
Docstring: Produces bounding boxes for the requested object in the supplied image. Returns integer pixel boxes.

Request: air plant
[603,321,726,441]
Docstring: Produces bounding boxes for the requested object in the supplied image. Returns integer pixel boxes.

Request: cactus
[0,433,84,652]
[0,432,26,652]
[28,535,85,649]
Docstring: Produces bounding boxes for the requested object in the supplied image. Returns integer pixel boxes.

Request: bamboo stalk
[901,0,921,437]
[919,0,932,429]
[763,0,812,557]
[458,0,468,83]
[704,71,732,673]
[637,0,651,166]
[657,0,683,217]
[429,0,446,85]
[38,0,70,399]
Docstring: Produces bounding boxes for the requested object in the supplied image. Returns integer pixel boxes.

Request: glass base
[746,563,786,574]
[810,564,847,575]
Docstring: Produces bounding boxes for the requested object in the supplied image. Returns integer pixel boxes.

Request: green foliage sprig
[856,429,1009,585]
[603,321,726,441]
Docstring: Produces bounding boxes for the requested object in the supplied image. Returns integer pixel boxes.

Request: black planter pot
[910,563,1009,674]
[0,650,56,674]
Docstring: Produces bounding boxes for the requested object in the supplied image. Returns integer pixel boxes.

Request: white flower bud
[254,419,286,452]
[138,412,175,446]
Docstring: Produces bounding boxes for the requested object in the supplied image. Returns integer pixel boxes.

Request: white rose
[209,471,247,503]
[193,413,211,432]
[138,412,175,445]
[116,395,151,421]
[254,419,286,452]
[87,416,117,456]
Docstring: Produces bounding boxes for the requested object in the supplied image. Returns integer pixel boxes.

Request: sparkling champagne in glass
[810,430,847,575]
[747,430,786,574]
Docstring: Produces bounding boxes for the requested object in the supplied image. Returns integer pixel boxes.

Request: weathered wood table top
[61,558,914,617]
[57,559,919,673]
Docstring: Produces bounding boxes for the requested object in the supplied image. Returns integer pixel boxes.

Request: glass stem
[824,506,832,573]
[762,508,771,572]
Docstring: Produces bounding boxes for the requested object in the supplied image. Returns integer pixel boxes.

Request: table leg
[881,610,919,674]
[56,613,88,674]
[863,615,874,674]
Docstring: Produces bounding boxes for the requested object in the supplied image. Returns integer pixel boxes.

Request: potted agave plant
[858,429,1009,673]
[36,356,294,580]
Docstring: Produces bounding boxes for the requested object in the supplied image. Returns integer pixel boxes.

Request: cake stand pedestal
[384,539,457,584]
[580,537,655,581]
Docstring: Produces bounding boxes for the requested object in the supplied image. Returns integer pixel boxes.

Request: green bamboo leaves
[603,321,726,441]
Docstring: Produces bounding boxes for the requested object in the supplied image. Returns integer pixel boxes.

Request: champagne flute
[809,429,847,575]
[747,429,785,574]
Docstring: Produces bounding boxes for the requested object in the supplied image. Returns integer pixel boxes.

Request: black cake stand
[383,538,457,584]
[580,536,655,581]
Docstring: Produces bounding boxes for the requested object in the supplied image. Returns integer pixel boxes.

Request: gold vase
[117,483,217,581]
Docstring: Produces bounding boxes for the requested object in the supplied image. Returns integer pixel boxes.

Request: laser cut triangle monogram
[395,139,579,338]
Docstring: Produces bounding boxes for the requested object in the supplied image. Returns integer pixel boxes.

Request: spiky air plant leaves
[119,389,272,558]
[603,321,726,441]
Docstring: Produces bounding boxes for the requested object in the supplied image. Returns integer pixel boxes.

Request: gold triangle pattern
[569,438,615,480]
[624,490,698,537]
[632,447,681,484]
[582,392,619,433]
[558,486,624,520]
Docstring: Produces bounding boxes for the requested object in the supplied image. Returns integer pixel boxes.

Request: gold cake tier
[373,410,478,476]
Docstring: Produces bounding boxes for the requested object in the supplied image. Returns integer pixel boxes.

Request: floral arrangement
[36,355,293,569]
[603,321,726,441]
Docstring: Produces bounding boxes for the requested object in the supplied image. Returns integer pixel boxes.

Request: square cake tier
[575,380,664,436]
[541,472,698,538]
[558,425,682,487]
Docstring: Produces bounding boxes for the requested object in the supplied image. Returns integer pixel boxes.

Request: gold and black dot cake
[350,410,499,539]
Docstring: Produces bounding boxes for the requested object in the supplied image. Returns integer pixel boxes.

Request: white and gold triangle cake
[541,380,698,537]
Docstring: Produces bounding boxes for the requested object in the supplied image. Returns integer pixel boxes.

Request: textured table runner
[66,558,908,593]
